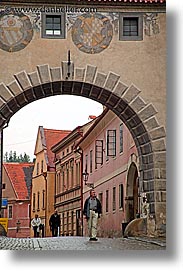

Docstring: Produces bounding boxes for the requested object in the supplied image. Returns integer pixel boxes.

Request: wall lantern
[82,171,89,185]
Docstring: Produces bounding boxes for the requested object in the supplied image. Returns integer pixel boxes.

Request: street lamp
[82,170,89,185]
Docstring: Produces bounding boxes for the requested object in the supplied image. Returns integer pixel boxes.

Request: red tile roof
[43,128,71,168]
[4,163,34,200]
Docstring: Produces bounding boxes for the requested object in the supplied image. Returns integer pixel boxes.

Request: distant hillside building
[2,162,34,238]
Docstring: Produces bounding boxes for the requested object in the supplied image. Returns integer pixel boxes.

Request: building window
[33,193,35,211]
[37,192,40,210]
[106,190,109,213]
[119,184,124,209]
[70,160,74,188]
[42,13,65,39]
[106,130,116,157]
[62,213,65,236]
[119,13,143,41]
[2,183,6,189]
[95,140,103,168]
[90,150,93,173]
[36,162,39,175]
[112,187,116,211]
[76,162,81,186]
[98,192,103,210]
[120,123,123,153]
[42,190,45,209]
[85,154,88,173]
[41,160,44,173]
[8,205,13,219]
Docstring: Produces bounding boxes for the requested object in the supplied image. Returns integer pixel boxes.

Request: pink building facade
[78,109,139,238]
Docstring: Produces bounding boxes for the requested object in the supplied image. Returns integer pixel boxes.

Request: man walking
[83,189,102,241]
[49,209,61,237]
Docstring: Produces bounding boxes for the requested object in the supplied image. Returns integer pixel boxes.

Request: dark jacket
[49,214,60,228]
[83,197,102,219]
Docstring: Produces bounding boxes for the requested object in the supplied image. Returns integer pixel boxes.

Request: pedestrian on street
[49,209,61,237]
[83,189,102,241]
[31,214,41,238]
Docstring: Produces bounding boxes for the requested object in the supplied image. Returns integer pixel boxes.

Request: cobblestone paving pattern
[0,236,166,251]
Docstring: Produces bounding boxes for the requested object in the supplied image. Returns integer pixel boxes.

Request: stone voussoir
[37,64,51,84]
[14,71,32,91]
[28,71,42,87]
[75,68,86,82]
[94,72,107,87]
[104,72,120,92]
[130,95,147,113]
[0,83,14,102]
[7,80,23,96]
[50,67,62,82]
[122,84,141,104]
[138,103,158,122]
[84,64,97,84]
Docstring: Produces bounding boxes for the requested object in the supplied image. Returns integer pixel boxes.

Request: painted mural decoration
[144,13,160,36]
[0,12,33,52]
[71,13,113,54]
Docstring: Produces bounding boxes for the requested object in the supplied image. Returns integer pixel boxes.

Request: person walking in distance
[83,189,102,241]
[31,214,41,238]
[49,209,61,237]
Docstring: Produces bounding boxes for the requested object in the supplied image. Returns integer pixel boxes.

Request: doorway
[125,163,139,222]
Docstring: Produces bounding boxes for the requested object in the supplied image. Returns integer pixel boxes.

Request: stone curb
[128,237,166,247]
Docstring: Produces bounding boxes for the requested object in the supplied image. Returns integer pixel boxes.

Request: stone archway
[0,63,166,236]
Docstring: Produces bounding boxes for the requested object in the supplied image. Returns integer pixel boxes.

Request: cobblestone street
[0,236,166,251]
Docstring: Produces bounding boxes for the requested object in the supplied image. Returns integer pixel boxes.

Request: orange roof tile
[4,163,34,200]
[43,129,71,168]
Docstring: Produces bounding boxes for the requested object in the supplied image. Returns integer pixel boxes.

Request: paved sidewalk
[0,236,166,250]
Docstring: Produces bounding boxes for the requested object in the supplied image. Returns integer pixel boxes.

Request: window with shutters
[120,123,124,153]
[95,140,103,168]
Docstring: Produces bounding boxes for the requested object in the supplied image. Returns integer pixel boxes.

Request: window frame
[41,13,66,39]
[119,13,143,41]
[106,130,116,157]
[119,123,124,153]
